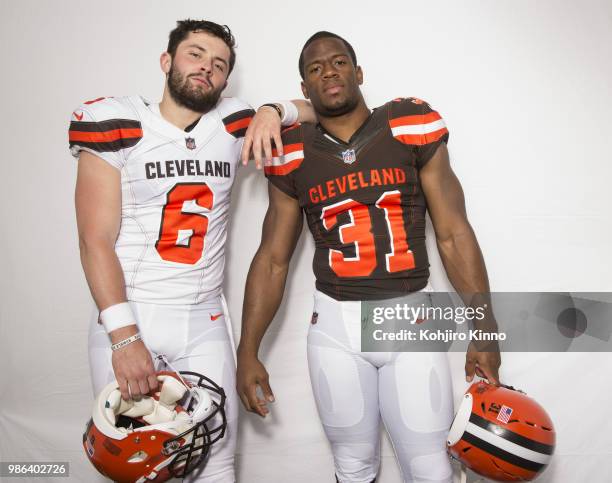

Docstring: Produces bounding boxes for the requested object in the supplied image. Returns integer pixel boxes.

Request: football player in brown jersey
[236,31,501,482]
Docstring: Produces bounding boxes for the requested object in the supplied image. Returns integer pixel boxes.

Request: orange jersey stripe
[225,117,252,133]
[271,143,304,158]
[69,128,143,143]
[84,97,107,105]
[281,123,300,134]
[389,111,442,128]
[394,127,448,146]
[264,157,304,176]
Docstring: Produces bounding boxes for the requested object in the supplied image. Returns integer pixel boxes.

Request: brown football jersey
[264,97,449,301]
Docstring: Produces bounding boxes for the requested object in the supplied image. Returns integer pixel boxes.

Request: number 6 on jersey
[155,182,214,265]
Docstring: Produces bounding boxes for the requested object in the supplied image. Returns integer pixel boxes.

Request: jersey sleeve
[218,97,255,139]
[68,97,142,169]
[388,97,449,168]
[263,123,304,199]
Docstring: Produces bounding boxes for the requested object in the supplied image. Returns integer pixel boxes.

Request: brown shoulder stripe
[222,109,255,138]
[69,119,142,152]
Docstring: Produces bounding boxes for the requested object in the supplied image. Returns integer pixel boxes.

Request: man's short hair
[298,31,357,79]
[167,19,236,74]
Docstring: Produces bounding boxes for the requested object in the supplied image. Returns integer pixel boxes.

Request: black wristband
[260,103,283,118]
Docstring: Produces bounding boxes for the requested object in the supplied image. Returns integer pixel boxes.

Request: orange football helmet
[447,381,555,481]
[83,370,226,483]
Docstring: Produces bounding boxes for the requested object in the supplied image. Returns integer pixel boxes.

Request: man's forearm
[292,99,316,123]
[238,252,290,358]
[79,239,129,310]
[80,239,138,342]
[437,224,488,293]
[264,100,315,125]
[436,226,497,331]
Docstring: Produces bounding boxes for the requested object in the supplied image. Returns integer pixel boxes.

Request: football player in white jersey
[70,19,314,482]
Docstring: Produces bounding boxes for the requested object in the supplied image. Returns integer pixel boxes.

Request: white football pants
[88,297,237,483]
[308,290,454,483]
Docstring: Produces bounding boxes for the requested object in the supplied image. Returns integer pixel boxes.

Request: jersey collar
[316,109,375,146]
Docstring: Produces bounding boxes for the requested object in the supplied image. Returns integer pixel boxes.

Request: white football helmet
[83,370,226,483]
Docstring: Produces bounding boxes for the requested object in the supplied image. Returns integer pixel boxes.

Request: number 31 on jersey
[321,190,415,277]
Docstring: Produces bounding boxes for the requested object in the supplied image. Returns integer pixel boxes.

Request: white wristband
[278,100,299,126]
[99,302,136,333]
[111,333,142,351]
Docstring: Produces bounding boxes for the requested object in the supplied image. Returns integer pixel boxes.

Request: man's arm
[240,100,315,168]
[419,143,501,385]
[75,151,157,399]
[236,183,303,417]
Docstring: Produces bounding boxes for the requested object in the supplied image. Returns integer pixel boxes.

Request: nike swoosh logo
[210,313,223,321]
[73,111,84,121]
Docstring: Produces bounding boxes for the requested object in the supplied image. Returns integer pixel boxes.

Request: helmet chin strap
[155,354,191,390]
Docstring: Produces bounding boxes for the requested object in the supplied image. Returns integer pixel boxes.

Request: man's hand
[241,106,284,170]
[465,340,501,386]
[110,326,158,401]
[236,352,275,417]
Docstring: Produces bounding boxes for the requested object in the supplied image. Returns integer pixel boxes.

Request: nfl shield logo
[342,148,356,164]
[185,137,196,150]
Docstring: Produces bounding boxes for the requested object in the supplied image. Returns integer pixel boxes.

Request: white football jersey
[69,95,254,304]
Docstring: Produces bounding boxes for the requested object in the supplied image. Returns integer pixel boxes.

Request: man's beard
[167,65,224,113]
[316,92,360,118]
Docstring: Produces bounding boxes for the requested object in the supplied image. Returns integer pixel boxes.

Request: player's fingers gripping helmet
[447,381,555,481]
[83,370,226,483]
